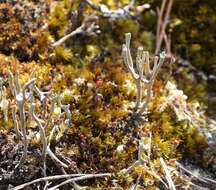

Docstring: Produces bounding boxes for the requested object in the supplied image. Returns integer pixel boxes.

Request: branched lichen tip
[159,51,166,59]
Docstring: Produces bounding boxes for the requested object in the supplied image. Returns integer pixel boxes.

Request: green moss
[48,0,71,38]
[172,0,216,75]
[0,1,214,189]
[52,46,73,63]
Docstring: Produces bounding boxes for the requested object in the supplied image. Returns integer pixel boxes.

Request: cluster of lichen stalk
[2,33,167,189]
[7,33,166,169]
[8,71,71,171]
[6,71,112,190]
[122,33,166,116]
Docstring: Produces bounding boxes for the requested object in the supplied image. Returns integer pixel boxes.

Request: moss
[171,0,216,75]
[0,2,50,62]
[48,0,71,39]
[51,46,73,63]
[0,1,214,189]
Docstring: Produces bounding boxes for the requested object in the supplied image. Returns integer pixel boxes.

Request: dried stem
[48,173,111,190]
[156,0,167,42]
[52,25,84,47]
[52,15,99,47]
[155,0,173,55]
[11,174,86,190]
[176,161,216,187]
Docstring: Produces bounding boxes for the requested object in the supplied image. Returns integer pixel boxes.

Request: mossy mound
[0,53,213,189]
[0,0,215,189]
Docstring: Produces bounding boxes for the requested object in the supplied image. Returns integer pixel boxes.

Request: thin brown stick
[156,0,167,42]
[155,0,173,55]
[163,33,171,56]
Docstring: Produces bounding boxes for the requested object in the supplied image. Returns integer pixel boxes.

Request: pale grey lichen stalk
[122,33,166,116]
[8,71,69,170]
[45,94,70,169]
[0,77,9,122]
[12,105,22,139]
[32,104,48,176]
[8,71,36,166]
[0,86,9,122]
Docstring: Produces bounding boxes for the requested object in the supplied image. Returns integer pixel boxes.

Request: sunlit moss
[172,0,216,75]
[52,46,73,63]
[48,0,71,38]
[0,1,214,189]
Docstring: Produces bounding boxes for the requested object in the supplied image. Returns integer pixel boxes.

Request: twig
[56,166,82,190]
[175,161,216,187]
[160,157,176,190]
[156,0,167,43]
[155,0,173,55]
[48,173,111,190]
[52,15,99,47]
[10,174,85,190]
[163,33,171,56]
[52,24,85,47]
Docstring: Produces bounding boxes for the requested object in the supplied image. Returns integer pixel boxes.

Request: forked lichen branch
[122,33,166,116]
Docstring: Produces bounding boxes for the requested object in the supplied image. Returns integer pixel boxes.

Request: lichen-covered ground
[0,1,216,189]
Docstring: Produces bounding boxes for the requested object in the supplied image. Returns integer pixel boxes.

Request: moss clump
[0,1,50,62]
[171,0,216,75]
